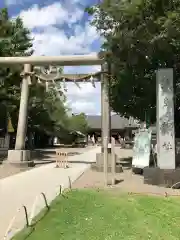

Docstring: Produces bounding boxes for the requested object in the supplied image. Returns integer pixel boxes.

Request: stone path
[0,146,100,239]
[0,146,93,180]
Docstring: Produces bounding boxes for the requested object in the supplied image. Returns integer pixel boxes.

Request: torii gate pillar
[1,54,104,166]
[8,64,33,166]
[94,63,122,185]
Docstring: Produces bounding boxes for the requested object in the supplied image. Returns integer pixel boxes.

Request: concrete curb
[0,147,100,239]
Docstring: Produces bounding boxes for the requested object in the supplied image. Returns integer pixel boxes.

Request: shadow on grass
[30,208,50,227]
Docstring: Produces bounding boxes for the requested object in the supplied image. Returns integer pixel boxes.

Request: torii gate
[0,54,110,185]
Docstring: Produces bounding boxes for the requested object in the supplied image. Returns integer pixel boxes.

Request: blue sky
[2,0,102,115]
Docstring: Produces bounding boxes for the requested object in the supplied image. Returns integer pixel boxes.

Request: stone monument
[144,68,180,187]
[156,68,175,169]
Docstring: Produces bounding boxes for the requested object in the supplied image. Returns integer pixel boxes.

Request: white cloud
[13,2,99,56]
[16,3,84,29]
[66,82,100,97]
[64,65,101,74]
[31,23,98,56]
[70,101,100,115]
[67,83,95,97]
[7,0,87,7]
[14,1,102,114]
[65,82,101,115]
[64,68,101,114]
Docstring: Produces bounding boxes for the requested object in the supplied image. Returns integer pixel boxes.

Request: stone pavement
[0,146,100,239]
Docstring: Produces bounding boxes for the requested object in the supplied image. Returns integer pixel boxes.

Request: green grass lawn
[13,189,180,240]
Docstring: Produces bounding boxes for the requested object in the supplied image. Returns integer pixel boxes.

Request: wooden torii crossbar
[0,55,103,65]
[0,54,110,186]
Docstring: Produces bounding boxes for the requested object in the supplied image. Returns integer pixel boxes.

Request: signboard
[132,130,152,169]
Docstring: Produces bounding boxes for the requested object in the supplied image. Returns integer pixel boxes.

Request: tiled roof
[86,114,139,130]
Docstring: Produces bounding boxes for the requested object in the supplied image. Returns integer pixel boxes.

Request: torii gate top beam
[0,54,104,66]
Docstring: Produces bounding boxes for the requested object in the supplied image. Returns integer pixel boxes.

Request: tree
[86,0,180,128]
[28,81,70,136]
[27,81,71,147]
[69,113,89,134]
[0,8,33,135]
[0,8,71,146]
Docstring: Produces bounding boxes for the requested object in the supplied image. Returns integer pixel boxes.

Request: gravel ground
[0,146,92,180]
[73,147,180,196]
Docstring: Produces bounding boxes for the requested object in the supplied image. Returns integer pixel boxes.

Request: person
[94,134,98,145]
[118,134,123,148]
[91,135,95,146]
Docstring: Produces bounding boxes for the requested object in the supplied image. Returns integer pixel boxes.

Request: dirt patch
[73,147,180,197]
[0,164,26,179]
[73,168,180,197]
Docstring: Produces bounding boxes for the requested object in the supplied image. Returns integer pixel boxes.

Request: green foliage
[28,82,70,137]
[69,113,89,134]
[0,8,89,142]
[86,0,180,126]
[0,8,33,132]
[0,8,70,140]
[13,190,180,240]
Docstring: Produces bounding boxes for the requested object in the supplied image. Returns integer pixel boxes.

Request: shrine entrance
[1,55,177,187]
[0,54,112,185]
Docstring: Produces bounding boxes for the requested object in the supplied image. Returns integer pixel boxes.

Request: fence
[3,176,72,240]
[3,173,180,240]
[55,151,68,168]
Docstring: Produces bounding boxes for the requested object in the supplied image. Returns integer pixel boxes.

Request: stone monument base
[7,150,35,167]
[143,167,180,188]
[91,153,123,173]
